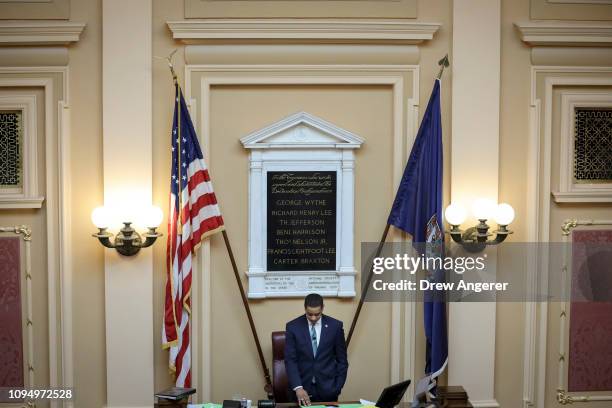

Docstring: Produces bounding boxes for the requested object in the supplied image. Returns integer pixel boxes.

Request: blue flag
[387,79,448,382]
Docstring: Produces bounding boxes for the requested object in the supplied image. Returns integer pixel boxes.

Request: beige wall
[207,84,394,401]
[0,0,69,20]
[0,0,610,407]
[69,0,106,407]
[496,0,532,406]
[184,0,417,18]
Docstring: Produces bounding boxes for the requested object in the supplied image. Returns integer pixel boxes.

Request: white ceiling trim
[515,21,612,46]
[0,21,86,45]
[167,19,441,44]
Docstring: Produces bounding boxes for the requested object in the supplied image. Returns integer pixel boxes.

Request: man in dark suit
[285,293,349,405]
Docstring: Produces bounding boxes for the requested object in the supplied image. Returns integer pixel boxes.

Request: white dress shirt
[310,318,322,347]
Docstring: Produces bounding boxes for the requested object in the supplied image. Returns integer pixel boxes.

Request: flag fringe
[191,225,225,254]
[162,340,179,350]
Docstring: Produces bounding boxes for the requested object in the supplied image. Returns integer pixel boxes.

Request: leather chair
[272,331,291,402]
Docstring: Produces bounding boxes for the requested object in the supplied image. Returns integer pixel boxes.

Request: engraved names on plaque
[267,171,337,272]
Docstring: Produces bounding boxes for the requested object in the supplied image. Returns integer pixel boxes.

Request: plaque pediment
[240,111,364,149]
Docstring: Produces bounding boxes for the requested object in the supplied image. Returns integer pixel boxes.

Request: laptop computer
[375,379,412,408]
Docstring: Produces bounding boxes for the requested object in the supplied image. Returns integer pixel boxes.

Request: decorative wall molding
[0,67,72,408]
[554,90,612,202]
[167,19,440,44]
[548,0,612,3]
[241,111,364,298]
[557,220,612,404]
[515,21,612,47]
[530,47,612,67]
[185,64,419,402]
[552,191,612,202]
[0,21,85,45]
[0,93,44,208]
[524,66,612,408]
[241,111,365,149]
[0,197,45,208]
[0,226,34,404]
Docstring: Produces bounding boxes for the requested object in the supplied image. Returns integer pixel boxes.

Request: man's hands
[295,387,311,406]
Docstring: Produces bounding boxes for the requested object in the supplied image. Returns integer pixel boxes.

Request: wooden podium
[154,387,195,408]
[434,386,473,408]
[154,398,189,408]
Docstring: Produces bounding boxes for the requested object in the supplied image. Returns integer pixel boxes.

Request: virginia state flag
[387,79,448,383]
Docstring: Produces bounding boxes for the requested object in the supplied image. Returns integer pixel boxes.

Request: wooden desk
[154,399,189,408]
[156,386,472,408]
[277,385,473,408]
[276,402,358,407]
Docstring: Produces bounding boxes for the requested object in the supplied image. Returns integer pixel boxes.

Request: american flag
[162,83,224,387]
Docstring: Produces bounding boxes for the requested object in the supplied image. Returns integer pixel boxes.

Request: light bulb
[494,203,515,226]
[145,206,164,228]
[472,198,496,221]
[445,203,467,226]
[91,206,110,229]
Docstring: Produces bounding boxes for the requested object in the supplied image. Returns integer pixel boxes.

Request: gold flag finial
[437,54,450,80]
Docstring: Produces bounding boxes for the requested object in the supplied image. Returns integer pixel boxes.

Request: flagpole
[176,85,183,235]
[346,224,390,346]
[167,49,184,234]
[163,52,272,393]
[346,54,450,348]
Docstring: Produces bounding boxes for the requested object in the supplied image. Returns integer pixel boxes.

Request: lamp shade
[91,206,110,229]
[145,206,164,228]
[494,203,515,226]
[445,203,467,226]
[472,198,496,221]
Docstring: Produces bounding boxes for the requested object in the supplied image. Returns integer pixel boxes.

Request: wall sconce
[91,206,163,256]
[445,199,514,252]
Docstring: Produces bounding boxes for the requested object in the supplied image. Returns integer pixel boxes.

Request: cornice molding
[0,21,86,45]
[515,21,612,46]
[0,197,44,209]
[552,190,612,203]
[167,19,441,44]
